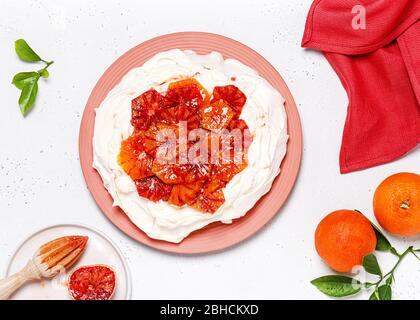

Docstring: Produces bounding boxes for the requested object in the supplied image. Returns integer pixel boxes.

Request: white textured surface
[0,0,418,300]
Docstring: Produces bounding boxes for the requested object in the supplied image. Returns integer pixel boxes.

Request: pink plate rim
[79,32,302,254]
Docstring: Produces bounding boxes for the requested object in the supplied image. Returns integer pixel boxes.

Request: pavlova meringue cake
[93,49,288,243]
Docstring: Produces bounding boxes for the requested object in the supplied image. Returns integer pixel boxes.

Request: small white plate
[6,224,131,300]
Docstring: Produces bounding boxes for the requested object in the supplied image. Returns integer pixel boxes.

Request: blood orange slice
[152,161,192,185]
[118,133,154,180]
[135,176,172,202]
[168,180,204,207]
[166,78,210,109]
[131,89,172,130]
[200,100,234,131]
[193,188,225,213]
[212,151,248,185]
[211,85,246,117]
[157,103,201,129]
[68,265,116,300]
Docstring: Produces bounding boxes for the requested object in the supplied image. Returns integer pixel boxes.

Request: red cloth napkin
[302,0,420,173]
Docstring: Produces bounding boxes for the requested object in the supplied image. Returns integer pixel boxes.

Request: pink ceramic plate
[79,32,302,254]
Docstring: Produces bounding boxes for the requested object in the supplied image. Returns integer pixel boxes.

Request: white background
[0,0,418,300]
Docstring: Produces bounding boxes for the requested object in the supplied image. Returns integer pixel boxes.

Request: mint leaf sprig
[311,213,419,300]
[12,39,54,116]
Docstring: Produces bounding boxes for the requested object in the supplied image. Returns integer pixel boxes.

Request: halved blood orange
[68,265,116,300]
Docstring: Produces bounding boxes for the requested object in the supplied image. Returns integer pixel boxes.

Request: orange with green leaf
[311,172,420,300]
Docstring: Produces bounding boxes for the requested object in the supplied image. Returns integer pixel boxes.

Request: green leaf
[15,39,42,62]
[39,69,49,78]
[311,275,363,297]
[363,254,382,277]
[12,72,39,89]
[370,222,392,252]
[18,80,39,116]
[369,290,379,300]
[390,247,400,257]
[377,284,392,300]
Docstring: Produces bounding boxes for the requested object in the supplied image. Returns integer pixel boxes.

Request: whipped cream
[93,49,288,243]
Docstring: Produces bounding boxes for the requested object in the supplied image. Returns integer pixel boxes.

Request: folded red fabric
[302,0,420,173]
